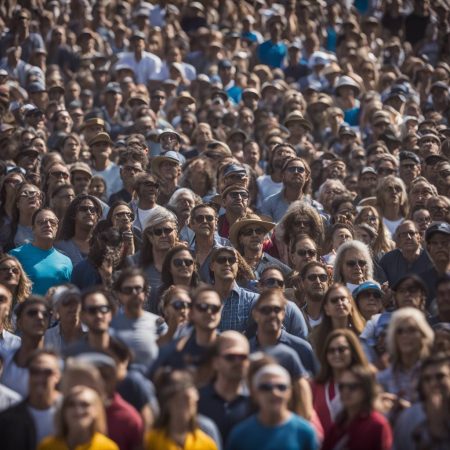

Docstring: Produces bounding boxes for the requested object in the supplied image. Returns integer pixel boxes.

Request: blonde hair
[333,240,374,283]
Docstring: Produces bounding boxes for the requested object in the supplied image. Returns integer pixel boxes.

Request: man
[250,289,317,376]
[150,285,222,381]
[226,364,316,450]
[151,150,183,205]
[111,268,162,371]
[432,275,450,325]
[418,133,441,159]
[399,151,422,188]
[10,208,72,295]
[70,162,93,195]
[261,157,312,222]
[380,220,431,287]
[300,261,330,330]
[420,222,450,304]
[0,283,20,353]
[0,349,61,450]
[158,129,184,156]
[80,117,106,146]
[1,298,51,397]
[256,15,287,68]
[218,184,250,239]
[89,131,122,198]
[198,331,252,443]
[229,213,291,278]
[99,82,129,139]
[356,166,378,201]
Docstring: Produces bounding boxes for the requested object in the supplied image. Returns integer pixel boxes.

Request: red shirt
[106,392,144,450]
[322,410,393,450]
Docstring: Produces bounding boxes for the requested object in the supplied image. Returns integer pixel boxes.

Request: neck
[138,198,156,210]
[331,316,349,329]
[168,415,190,439]
[19,210,34,226]
[332,367,346,380]
[29,390,58,410]
[225,210,243,226]
[345,405,361,422]
[16,336,44,366]
[161,178,177,192]
[196,234,214,251]
[60,319,82,342]
[66,428,92,449]
[244,247,263,266]
[305,297,322,320]
[173,274,191,286]
[88,330,110,350]
[74,225,92,242]
[383,205,400,220]
[125,307,142,319]
[153,249,166,271]
[215,279,234,300]
[271,171,282,183]
[33,239,53,251]
[258,409,290,427]
[284,186,303,202]
[400,350,420,369]
[93,157,109,171]
[214,377,243,401]
[257,328,281,347]
[401,246,420,262]
[195,327,217,346]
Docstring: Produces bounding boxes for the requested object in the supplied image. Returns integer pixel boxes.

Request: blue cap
[218,59,233,69]
[28,82,46,93]
[223,163,247,178]
[353,281,383,300]
[367,312,392,346]
[425,222,450,242]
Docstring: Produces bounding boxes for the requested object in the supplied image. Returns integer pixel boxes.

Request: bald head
[217,330,250,355]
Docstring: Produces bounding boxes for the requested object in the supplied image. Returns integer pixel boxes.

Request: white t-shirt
[92,163,122,199]
[382,217,403,237]
[28,403,58,445]
[256,174,283,209]
[0,350,29,397]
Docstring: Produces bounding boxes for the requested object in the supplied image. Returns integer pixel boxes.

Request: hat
[70,162,92,177]
[221,184,249,199]
[158,129,181,142]
[399,151,420,165]
[335,75,360,97]
[242,88,261,99]
[177,92,196,105]
[127,94,148,107]
[266,14,286,28]
[223,163,247,179]
[360,166,377,177]
[308,93,333,108]
[229,213,275,248]
[89,132,113,146]
[205,140,233,158]
[419,133,441,145]
[284,111,312,131]
[80,117,106,131]
[380,129,401,144]
[308,51,329,69]
[323,62,342,76]
[104,82,122,94]
[51,285,81,309]
[301,79,322,93]
[227,129,247,141]
[431,81,448,92]
[339,124,357,137]
[28,81,46,93]
[425,222,450,242]
[130,30,146,41]
[115,63,135,74]
[352,281,383,301]
[218,59,233,70]
[366,312,392,346]
[151,151,183,175]
[15,146,40,160]
[190,1,205,11]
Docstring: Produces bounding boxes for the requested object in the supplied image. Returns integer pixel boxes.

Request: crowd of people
[0,0,449,449]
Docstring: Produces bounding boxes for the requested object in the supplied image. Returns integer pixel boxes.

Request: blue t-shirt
[257,40,287,68]
[10,243,72,295]
[226,413,317,450]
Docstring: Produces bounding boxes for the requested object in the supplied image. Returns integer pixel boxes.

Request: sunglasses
[29,367,56,377]
[338,382,361,393]
[228,191,249,200]
[296,249,317,258]
[422,372,448,383]
[36,218,58,227]
[194,214,215,224]
[215,255,237,265]
[241,227,266,236]
[257,383,289,392]
[396,285,421,295]
[194,303,221,314]
[286,165,305,174]
[120,286,145,295]
[83,305,111,315]
[0,266,19,274]
[25,308,49,319]
[173,258,194,267]
[221,353,248,362]
[306,273,328,282]
[114,211,133,219]
[345,259,367,268]
[261,278,284,288]
[360,290,382,299]
[78,205,97,214]
[257,305,283,315]
[19,190,40,198]
[327,345,350,355]
[141,181,159,189]
[151,227,174,236]
[50,171,69,179]
[329,296,349,305]
[170,300,191,310]
[294,220,312,227]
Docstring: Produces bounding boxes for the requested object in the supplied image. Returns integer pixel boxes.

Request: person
[38,385,118,450]
[0,353,22,412]
[226,364,317,450]
[198,331,252,443]
[352,281,384,321]
[289,234,321,275]
[111,267,162,370]
[311,329,370,435]
[322,365,393,450]
[256,15,288,68]
[0,349,61,450]
[167,188,200,244]
[433,274,450,325]
[0,283,20,352]
[145,369,218,450]
[218,184,251,239]
[105,202,137,256]
[151,150,184,206]
[391,274,428,312]
[322,223,354,265]
[10,208,72,295]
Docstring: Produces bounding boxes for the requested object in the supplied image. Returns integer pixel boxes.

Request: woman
[322,223,354,265]
[38,385,118,450]
[158,286,192,346]
[411,208,432,239]
[180,157,216,200]
[329,195,357,226]
[333,240,374,291]
[311,329,370,435]
[0,171,26,249]
[136,209,179,314]
[56,195,102,265]
[322,365,392,450]
[60,133,81,165]
[145,370,217,450]
[392,274,428,312]
[376,175,408,236]
[9,182,44,249]
[377,307,434,403]
[106,201,137,256]
[318,179,348,215]
[310,283,366,358]
[159,244,200,294]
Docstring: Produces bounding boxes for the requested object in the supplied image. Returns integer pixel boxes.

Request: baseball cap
[425,222,450,242]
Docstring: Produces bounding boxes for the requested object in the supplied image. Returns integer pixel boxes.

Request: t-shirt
[10,243,72,296]
[257,40,287,68]
[382,217,403,237]
[92,163,122,199]
[226,413,317,450]
[55,239,87,266]
[1,349,29,396]
[38,432,119,450]
[256,175,283,210]
[28,403,58,446]
[145,428,218,450]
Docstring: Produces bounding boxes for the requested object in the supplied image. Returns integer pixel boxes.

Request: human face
[253,294,285,334]
[0,286,12,325]
[28,354,60,398]
[19,303,50,337]
[332,228,353,251]
[61,137,80,164]
[76,199,99,228]
[338,371,365,413]
[64,388,98,432]
[321,183,345,212]
[291,215,313,235]
[326,335,352,371]
[341,249,368,284]
[3,174,23,194]
[303,267,329,300]
[147,221,177,251]
[223,190,249,216]
[164,291,192,325]
[171,250,195,280]
[190,290,222,330]
[81,293,112,333]
[112,205,134,232]
[396,223,420,252]
[359,209,379,229]
[324,286,352,319]
[168,385,199,423]
[271,147,296,171]
[359,173,378,197]
[117,275,146,314]
[357,290,382,320]
[395,317,423,355]
[57,294,81,324]
[377,162,397,178]
[137,178,159,201]
[283,161,308,189]
[48,164,70,190]
[159,160,181,180]
[259,268,285,290]
[436,281,450,319]
[52,187,76,212]
[255,373,291,417]
[211,251,238,282]
[33,210,59,242]
[382,182,403,206]
[421,363,450,398]
[18,185,42,212]
[239,224,266,253]
[190,207,216,237]
[0,259,20,290]
[89,178,105,198]
[174,194,196,220]
[214,338,250,382]
[395,279,425,309]
[121,162,143,187]
[409,182,434,210]
[291,238,317,272]
[429,201,450,222]
[400,160,421,185]
[72,171,91,195]
[91,141,111,161]
[427,233,450,266]
[412,209,432,234]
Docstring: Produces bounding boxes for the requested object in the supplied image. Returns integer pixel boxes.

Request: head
[376,175,408,216]
[353,282,384,320]
[167,188,199,225]
[0,254,32,303]
[160,286,192,327]
[417,353,450,403]
[189,285,223,333]
[333,240,373,285]
[27,349,61,399]
[107,201,134,233]
[160,244,198,287]
[281,157,311,194]
[289,234,319,272]
[81,287,116,334]
[318,179,347,213]
[189,204,217,239]
[113,267,148,316]
[221,185,250,217]
[300,261,330,302]
[32,208,60,245]
[425,224,450,268]
[258,266,286,291]
[393,275,428,310]
[394,220,421,254]
[88,225,125,270]
[252,288,287,335]
[16,297,51,339]
[134,173,159,203]
[409,178,438,211]
[322,283,361,323]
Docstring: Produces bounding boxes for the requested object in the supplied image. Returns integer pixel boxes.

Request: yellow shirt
[145,428,218,450]
[38,432,119,450]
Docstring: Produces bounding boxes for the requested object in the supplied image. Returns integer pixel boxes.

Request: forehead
[36,210,57,220]
[261,268,283,279]
[214,249,235,260]
[259,293,284,305]
[31,354,58,368]
[344,248,365,258]
[113,205,131,213]
[194,206,215,216]
[84,292,108,305]
[295,238,315,249]
[329,286,348,298]
[121,275,145,286]
[197,290,221,303]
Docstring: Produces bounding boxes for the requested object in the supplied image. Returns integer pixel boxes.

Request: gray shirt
[55,239,87,266]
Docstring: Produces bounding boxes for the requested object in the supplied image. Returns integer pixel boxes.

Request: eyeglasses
[83,305,111,315]
[294,220,312,228]
[170,300,191,310]
[25,308,49,319]
[78,205,97,214]
[257,383,289,392]
[123,166,143,174]
[345,259,367,268]
[327,345,350,355]
[120,285,145,295]
[194,214,215,224]
[396,285,421,295]
[215,255,237,265]
[36,218,59,227]
[29,367,56,377]
[19,190,40,198]
[378,168,397,175]
[228,191,249,200]
[66,400,91,409]
[296,249,317,258]
[194,303,221,314]
[173,258,194,267]
[306,273,328,282]
[50,171,69,179]
[329,296,349,305]
[114,211,133,219]
[396,326,419,335]
[241,227,266,236]
[398,230,418,239]
[141,181,159,189]
[221,353,248,362]
[0,266,19,274]
[257,305,283,315]
[286,165,305,174]
[415,216,431,224]
[261,278,284,288]
[151,227,174,236]
[338,382,361,393]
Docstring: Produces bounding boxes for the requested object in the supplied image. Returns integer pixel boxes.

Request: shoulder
[91,432,120,450]
[37,436,67,450]
[191,429,218,449]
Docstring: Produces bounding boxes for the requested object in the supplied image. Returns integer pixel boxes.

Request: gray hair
[252,364,291,389]
[144,207,178,230]
[317,179,347,203]
[333,240,374,283]
[167,188,201,209]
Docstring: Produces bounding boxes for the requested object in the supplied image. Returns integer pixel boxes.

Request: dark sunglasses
[228,191,249,200]
[296,249,317,258]
[151,227,174,236]
[257,382,289,392]
[257,305,283,315]
[194,214,215,224]
[29,367,56,377]
[141,181,159,189]
[215,255,237,265]
[121,286,145,295]
[50,171,69,179]
[78,205,97,214]
[261,278,284,288]
[170,300,191,311]
[0,266,20,274]
[173,258,194,267]
[327,345,350,355]
[241,227,266,236]
[194,303,221,314]
[25,308,49,319]
[286,165,305,174]
[114,211,134,219]
[221,353,248,362]
[345,259,367,268]
[306,273,328,282]
[83,305,111,315]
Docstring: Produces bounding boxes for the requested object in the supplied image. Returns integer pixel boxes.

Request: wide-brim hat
[88,132,113,146]
[151,150,183,176]
[335,75,361,97]
[284,111,312,131]
[229,213,275,248]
